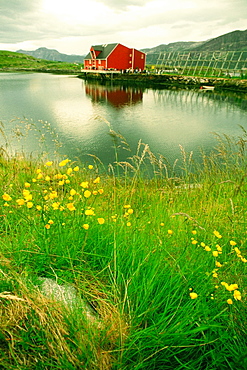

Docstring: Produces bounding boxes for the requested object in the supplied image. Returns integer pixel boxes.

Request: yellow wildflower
[67,168,73,175]
[241,257,247,263]
[215,261,222,268]
[97,218,105,225]
[98,188,104,194]
[227,284,238,291]
[160,223,164,227]
[191,240,198,245]
[124,204,131,209]
[201,242,206,247]
[213,230,222,239]
[59,159,70,167]
[128,208,134,215]
[80,181,89,188]
[45,224,50,230]
[58,180,65,186]
[92,190,98,195]
[230,240,237,246]
[36,168,42,174]
[48,220,54,225]
[93,176,100,184]
[88,165,93,169]
[32,178,37,182]
[205,246,211,252]
[167,229,173,235]
[126,222,131,227]
[234,247,241,255]
[45,176,51,182]
[190,292,198,299]
[216,245,222,252]
[192,230,197,235]
[45,161,53,166]
[70,189,77,196]
[26,202,33,209]
[2,193,12,201]
[24,182,31,188]
[233,290,241,301]
[83,224,90,230]
[16,198,25,206]
[73,166,79,171]
[67,203,76,211]
[84,190,91,198]
[36,205,42,211]
[52,202,60,210]
[227,299,233,305]
[85,209,94,216]
[37,173,43,180]
[49,191,58,200]
[212,251,219,257]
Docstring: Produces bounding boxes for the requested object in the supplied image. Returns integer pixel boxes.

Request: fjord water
[0,72,246,168]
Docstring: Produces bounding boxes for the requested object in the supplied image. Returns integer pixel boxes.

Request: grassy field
[0,51,81,73]
[0,126,247,369]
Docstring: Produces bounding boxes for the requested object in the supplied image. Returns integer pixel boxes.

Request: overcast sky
[0,0,246,55]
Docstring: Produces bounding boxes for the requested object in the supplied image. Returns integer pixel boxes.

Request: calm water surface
[0,72,246,168]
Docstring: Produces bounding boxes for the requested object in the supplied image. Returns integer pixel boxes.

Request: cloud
[0,0,246,53]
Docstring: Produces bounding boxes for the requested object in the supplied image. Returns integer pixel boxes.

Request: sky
[0,0,246,55]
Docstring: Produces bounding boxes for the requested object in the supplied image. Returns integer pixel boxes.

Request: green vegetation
[0,51,82,73]
[0,124,247,369]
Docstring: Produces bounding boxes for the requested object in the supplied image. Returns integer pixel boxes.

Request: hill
[16,47,85,63]
[143,29,247,65]
[0,50,81,72]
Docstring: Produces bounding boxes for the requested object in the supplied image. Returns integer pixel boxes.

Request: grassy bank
[0,129,247,369]
[0,51,81,73]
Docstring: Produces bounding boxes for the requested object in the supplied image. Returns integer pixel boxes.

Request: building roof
[84,43,118,60]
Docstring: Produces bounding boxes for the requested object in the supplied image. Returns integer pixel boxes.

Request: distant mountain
[16,47,85,63]
[191,29,247,52]
[142,29,247,65]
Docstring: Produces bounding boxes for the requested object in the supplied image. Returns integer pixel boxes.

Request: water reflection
[85,82,143,108]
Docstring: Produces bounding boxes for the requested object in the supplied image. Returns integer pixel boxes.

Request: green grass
[0,126,247,369]
[0,50,81,73]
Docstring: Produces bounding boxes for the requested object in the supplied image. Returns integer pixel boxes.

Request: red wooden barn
[84,43,146,71]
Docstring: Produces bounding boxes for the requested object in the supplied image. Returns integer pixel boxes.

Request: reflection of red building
[85,83,143,108]
[84,43,146,71]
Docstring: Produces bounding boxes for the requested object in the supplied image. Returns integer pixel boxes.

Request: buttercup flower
[16,198,25,206]
[212,251,219,257]
[26,202,33,209]
[227,299,233,305]
[93,177,100,184]
[24,182,31,188]
[59,159,70,167]
[168,229,173,235]
[190,292,198,299]
[233,290,241,301]
[70,189,77,196]
[67,203,76,211]
[88,165,93,169]
[85,209,94,216]
[80,181,89,188]
[2,193,12,201]
[45,161,53,166]
[83,224,90,230]
[97,218,105,225]
[213,230,222,238]
[84,190,91,198]
[230,240,237,246]
[73,166,79,171]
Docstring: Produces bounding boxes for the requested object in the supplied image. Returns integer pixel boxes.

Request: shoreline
[78,72,247,93]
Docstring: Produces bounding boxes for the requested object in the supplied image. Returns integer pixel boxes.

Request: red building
[84,43,146,71]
